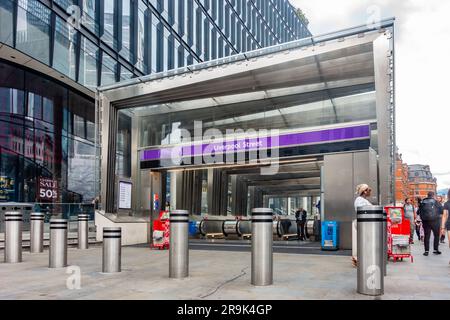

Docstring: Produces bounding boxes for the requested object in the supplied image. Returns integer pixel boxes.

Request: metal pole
[78,214,89,249]
[102,227,121,273]
[251,208,273,286]
[357,206,384,296]
[4,211,22,263]
[49,219,68,268]
[30,212,44,253]
[169,210,189,279]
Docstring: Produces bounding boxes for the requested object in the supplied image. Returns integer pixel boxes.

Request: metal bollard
[49,219,68,268]
[78,214,89,250]
[4,211,23,263]
[102,227,121,273]
[30,212,44,253]
[357,206,384,296]
[251,208,273,286]
[169,210,189,279]
[383,209,387,276]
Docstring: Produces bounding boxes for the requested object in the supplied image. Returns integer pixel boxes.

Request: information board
[118,181,132,210]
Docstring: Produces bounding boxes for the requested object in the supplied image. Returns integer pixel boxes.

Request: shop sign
[38,177,58,201]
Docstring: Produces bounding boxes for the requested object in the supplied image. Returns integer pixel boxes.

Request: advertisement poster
[0,176,15,201]
[37,177,59,201]
[118,181,132,210]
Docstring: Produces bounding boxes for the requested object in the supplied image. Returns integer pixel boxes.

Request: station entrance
[142,157,323,245]
[95,21,396,250]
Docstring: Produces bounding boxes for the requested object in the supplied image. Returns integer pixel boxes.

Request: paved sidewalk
[0,240,448,300]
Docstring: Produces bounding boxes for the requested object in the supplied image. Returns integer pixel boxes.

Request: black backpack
[418,198,439,221]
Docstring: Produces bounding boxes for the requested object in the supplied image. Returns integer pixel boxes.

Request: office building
[0,0,311,204]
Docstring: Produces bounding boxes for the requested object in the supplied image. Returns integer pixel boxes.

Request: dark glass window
[102,0,116,49]
[156,22,164,72]
[0,0,14,46]
[136,0,148,73]
[82,0,99,35]
[0,60,96,204]
[120,0,133,61]
[101,51,117,86]
[79,36,99,90]
[16,0,51,65]
[120,65,133,81]
[54,16,78,80]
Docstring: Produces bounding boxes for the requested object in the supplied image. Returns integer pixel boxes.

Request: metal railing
[0,202,96,236]
[32,203,95,223]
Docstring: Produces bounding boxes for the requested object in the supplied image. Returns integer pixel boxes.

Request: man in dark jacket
[418,192,443,256]
[295,208,307,241]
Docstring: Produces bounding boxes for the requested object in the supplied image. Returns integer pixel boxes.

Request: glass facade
[1,0,311,89]
[0,0,310,204]
[0,60,96,203]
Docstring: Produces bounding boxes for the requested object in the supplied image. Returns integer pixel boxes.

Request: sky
[291,0,450,190]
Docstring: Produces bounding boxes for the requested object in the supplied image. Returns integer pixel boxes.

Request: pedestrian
[417,191,442,256]
[403,197,416,244]
[353,184,373,267]
[437,196,446,244]
[415,197,424,241]
[440,190,450,264]
[295,207,307,241]
[92,196,100,210]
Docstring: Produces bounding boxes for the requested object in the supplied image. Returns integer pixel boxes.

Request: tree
[295,8,309,27]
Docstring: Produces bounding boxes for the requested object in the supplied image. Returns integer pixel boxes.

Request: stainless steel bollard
[102,227,121,273]
[49,219,68,268]
[251,208,273,286]
[30,212,44,253]
[383,209,387,277]
[169,210,189,279]
[357,206,384,296]
[77,214,89,250]
[4,211,23,263]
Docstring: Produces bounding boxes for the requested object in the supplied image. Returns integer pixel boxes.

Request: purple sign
[141,124,370,162]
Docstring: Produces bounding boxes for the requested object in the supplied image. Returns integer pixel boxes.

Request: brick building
[408,164,437,203]
[395,153,410,204]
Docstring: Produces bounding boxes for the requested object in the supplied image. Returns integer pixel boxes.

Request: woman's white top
[354,196,372,212]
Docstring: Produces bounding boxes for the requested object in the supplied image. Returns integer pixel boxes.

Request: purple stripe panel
[141,124,370,161]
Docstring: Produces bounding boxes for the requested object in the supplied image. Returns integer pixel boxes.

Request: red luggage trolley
[385,206,413,263]
[151,210,170,250]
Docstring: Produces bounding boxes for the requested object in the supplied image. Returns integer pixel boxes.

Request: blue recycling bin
[321,221,340,251]
[188,221,198,237]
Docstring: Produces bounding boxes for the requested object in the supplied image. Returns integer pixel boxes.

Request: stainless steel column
[49,219,68,268]
[77,214,89,249]
[30,212,44,253]
[251,208,273,286]
[357,206,384,296]
[169,210,189,279]
[102,227,121,273]
[383,209,387,276]
[4,211,22,263]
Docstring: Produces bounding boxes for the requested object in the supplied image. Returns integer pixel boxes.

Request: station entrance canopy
[97,19,395,217]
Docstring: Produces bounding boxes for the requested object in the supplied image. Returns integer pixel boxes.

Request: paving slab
[0,239,448,300]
